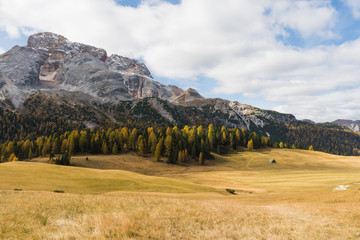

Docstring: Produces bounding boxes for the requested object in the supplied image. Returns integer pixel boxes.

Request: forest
[1,106,360,162]
[0,124,273,164]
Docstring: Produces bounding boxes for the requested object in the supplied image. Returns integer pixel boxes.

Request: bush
[54,151,71,165]
[53,190,64,193]
[226,188,236,194]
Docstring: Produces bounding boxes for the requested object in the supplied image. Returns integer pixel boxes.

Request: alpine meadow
[1,1,360,239]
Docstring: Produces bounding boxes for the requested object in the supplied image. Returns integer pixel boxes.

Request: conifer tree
[61,139,68,153]
[235,129,241,145]
[128,128,137,150]
[138,138,145,155]
[28,149,33,160]
[112,142,118,154]
[199,152,203,165]
[164,135,173,158]
[52,138,60,154]
[154,138,163,162]
[9,153,18,162]
[148,132,158,155]
[102,140,108,154]
[247,139,254,150]
[79,131,88,153]
[208,124,215,150]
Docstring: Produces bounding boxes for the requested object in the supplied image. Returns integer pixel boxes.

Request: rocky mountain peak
[27,32,107,61]
[0,32,186,106]
[172,87,203,104]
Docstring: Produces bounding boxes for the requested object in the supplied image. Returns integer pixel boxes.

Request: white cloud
[0,48,4,54]
[0,0,357,122]
[342,0,360,19]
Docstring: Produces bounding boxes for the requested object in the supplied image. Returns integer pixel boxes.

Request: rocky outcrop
[172,88,203,104]
[176,97,296,133]
[333,119,360,132]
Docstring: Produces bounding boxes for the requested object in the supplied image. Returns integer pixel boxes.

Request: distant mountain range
[0,32,360,155]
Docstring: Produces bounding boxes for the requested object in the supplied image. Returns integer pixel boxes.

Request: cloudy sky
[0,0,360,122]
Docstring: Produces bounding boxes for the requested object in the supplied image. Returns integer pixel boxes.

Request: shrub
[53,190,64,193]
[54,151,71,165]
[226,188,236,194]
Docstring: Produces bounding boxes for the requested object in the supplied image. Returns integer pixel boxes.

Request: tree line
[0,125,274,164]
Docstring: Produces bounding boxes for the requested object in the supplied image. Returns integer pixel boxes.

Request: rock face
[333,119,360,132]
[176,97,296,134]
[0,32,184,105]
[0,32,298,136]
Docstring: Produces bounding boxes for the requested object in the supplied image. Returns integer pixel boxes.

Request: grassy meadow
[1,148,360,239]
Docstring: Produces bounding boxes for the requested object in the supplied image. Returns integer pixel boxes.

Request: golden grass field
[1,148,360,239]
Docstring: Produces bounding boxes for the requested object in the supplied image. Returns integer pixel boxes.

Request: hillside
[1,149,360,239]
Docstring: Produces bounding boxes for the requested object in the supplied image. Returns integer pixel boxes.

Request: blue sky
[1,0,360,121]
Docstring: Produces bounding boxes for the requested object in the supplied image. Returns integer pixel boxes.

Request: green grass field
[1,148,360,239]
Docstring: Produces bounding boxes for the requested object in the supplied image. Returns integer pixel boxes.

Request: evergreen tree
[128,128,137,150]
[52,138,60,154]
[138,138,145,155]
[61,139,68,153]
[199,152,203,165]
[102,140,108,154]
[148,132,158,155]
[28,149,33,160]
[164,135,173,158]
[112,142,118,154]
[79,131,88,153]
[154,139,163,161]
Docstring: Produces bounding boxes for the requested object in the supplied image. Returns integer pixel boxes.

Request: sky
[0,0,360,122]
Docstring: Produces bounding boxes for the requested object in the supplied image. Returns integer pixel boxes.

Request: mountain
[332,119,360,132]
[0,32,185,107]
[1,32,360,156]
[0,32,296,132]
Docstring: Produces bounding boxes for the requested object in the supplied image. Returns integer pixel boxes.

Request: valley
[1,149,360,239]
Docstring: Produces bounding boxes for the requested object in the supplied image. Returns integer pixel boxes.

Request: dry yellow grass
[1,191,360,239]
[1,148,360,239]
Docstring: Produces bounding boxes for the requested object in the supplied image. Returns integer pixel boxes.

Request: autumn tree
[148,131,158,155]
[247,139,254,150]
[154,138,163,161]
[8,153,18,162]
[164,135,173,158]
